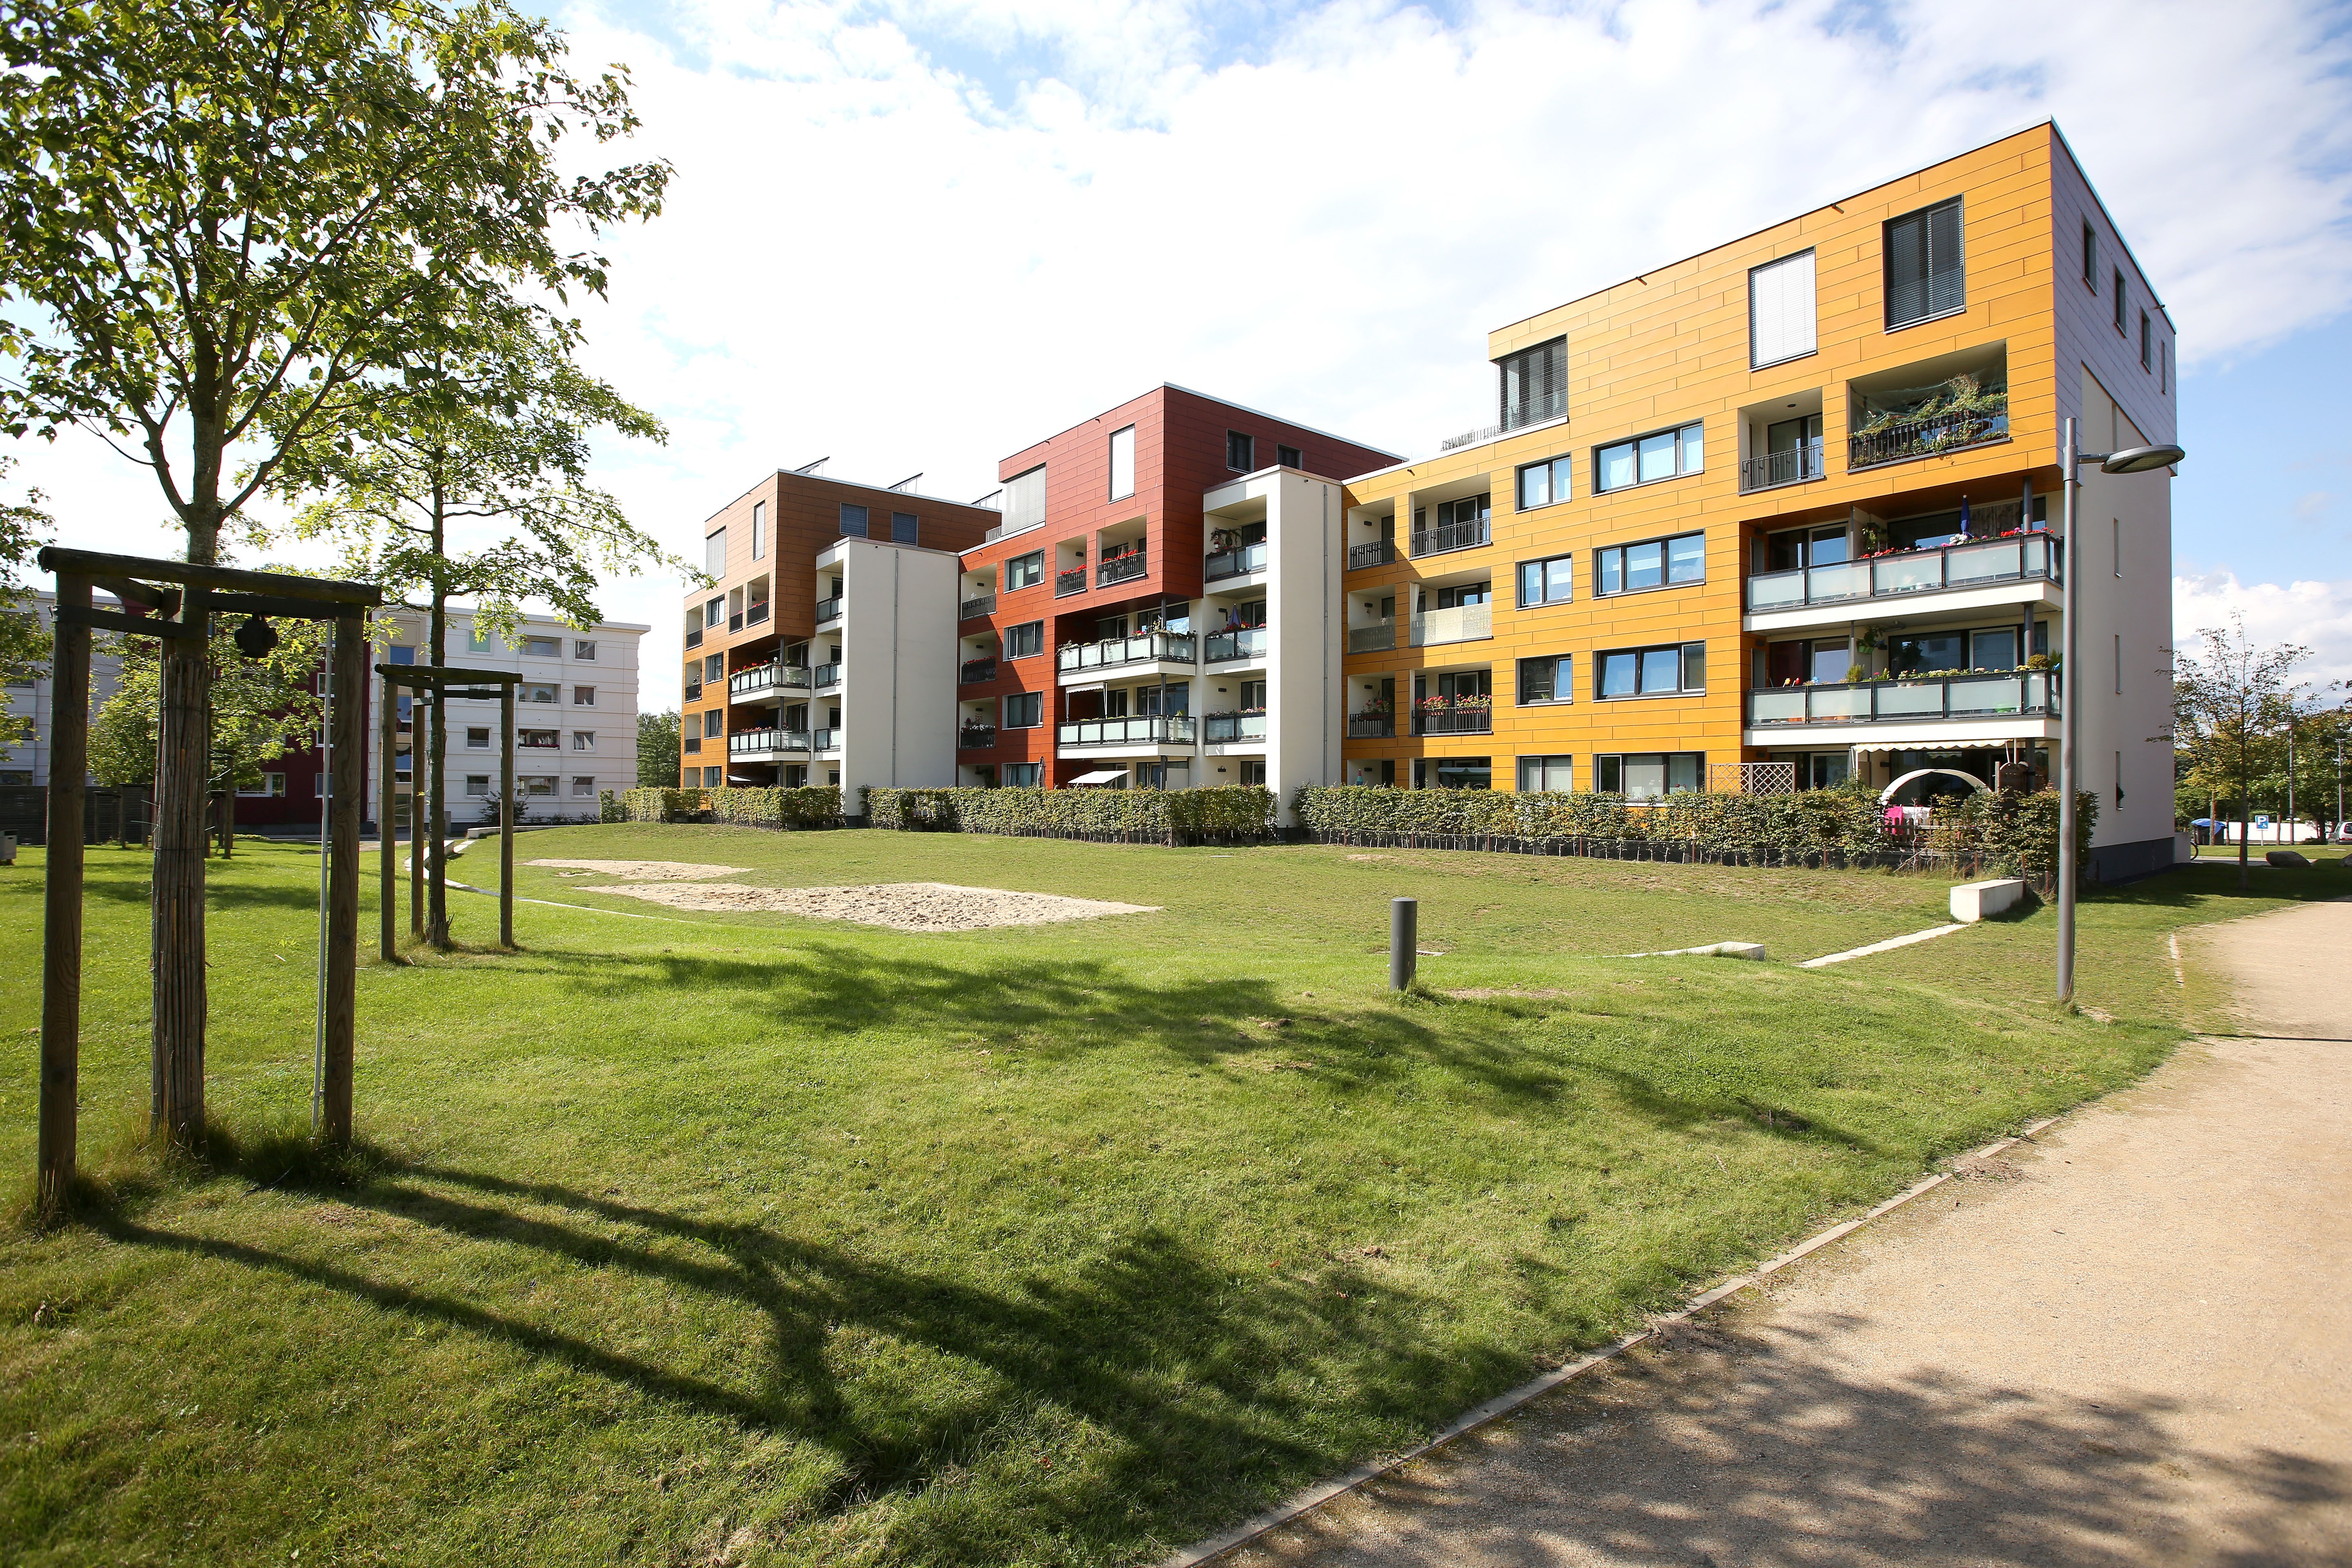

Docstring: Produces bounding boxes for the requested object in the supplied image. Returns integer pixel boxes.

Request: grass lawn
[2,827,2345,1567]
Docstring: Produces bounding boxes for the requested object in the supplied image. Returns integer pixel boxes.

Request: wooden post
[323,617,364,1145]
[151,586,208,1146]
[38,574,92,1214]
[379,669,396,961]
[408,687,424,941]
[499,684,515,948]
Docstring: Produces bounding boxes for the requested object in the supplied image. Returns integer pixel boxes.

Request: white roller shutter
[1749,249,1817,368]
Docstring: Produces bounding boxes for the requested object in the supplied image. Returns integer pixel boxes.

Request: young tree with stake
[2169,615,2310,888]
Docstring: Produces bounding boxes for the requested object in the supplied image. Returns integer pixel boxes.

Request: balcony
[1410,517,1490,558]
[1205,627,1268,664]
[1347,714,1394,739]
[1057,715,1196,747]
[1746,532,2056,613]
[684,681,703,702]
[1348,622,1396,654]
[1849,410,2009,471]
[1205,541,1267,581]
[1097,550,1148,588]
[1204,712,1266,744]
[813,662,841,690]
[1409,604,1492,647]
[728,611,742,633]
[1055,566,1088,597]
[1348,540,1396,571]
[730,728,809,756]
[1739,439,1826,494]
[686,626,703,649]
[811,726,839,751]
[960,657,998,686]
[746,601,770,627]
[814,596,842,625]
[1439,388,1568,452]
[960,593,996,619]
[1747,671,2057,728]
[730,662,811,699]
[958,724,997,750]
[1412,706,1493,737]
[1057,631,1195,674]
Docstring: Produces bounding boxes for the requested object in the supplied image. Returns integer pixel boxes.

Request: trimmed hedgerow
[598,790,626,824]
[619,787,706,823]
[864,785,1276,844]
[707,786,844,829]
[1293,781,2096,889]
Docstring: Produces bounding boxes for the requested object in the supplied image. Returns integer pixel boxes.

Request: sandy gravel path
[592,880,1158,930]
[1221,898,2352,1568]
[526,858,748,880]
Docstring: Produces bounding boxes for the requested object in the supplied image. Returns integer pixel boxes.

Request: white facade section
[822,535,960,806]
[1,590,127,786]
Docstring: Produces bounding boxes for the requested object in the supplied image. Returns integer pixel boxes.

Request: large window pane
[1599,549,1623,595]
[1518,463,1550,510]
[1638,430,1678,483]
[1623,755,1667,800]
[1679,423,1704,471]
[1546,557,1572,601]
[1666,754,1703,793]
[1109,425,1136,501]
[1666,533,1704,583]
[1626,541,1664,590]
[1599,442,1636,492]
[1639,648,1682,693]
[1601,651,1638,697]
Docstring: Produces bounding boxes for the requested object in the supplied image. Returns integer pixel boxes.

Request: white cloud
[2174,572,2352,693]
[13,0,2352,713]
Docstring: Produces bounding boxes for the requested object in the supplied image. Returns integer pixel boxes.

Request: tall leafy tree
[0,459,53,748]
[2170,615,2310,887]
[271,325,682,944]
[0,0,668,1145]
[637,708,681,789]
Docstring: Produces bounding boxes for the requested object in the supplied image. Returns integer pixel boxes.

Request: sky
[9,0,2352,714]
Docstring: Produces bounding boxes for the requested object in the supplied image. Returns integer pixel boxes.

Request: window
[1109,425,1136,500]
[891,511,918,545]
[1597,752,1704,800]
[2114,516,2121,577]
[784,765,807,789]
[520,728,560,749]
[1885,197,1964,328]
[521,634,558,657]
[573,776,597,797]
[1003,691,1043,729]
[1499,336,1567,428]
[703,766,722,788]
[1597,641,1705,698]
[1748,249,1817,368]
[465,775,489,796]
[1517,755,1575,792]
[1004,620,1044,659]
[704,653,724,683]
[703,710,722,738]
[1517,555,1573,607]
[572,685,595,706]
[840,503,869,537]
[466,727,489,749]
[1516,455,1572,510]
[467,627,493,651]
[1226,430,1254,472]
[1002,465,1046,533]
[1276,444,1301,469]
[2082,221,2098,288]
[1596,423,1703,492]
[1237,760,1267,786]
[1007,550,1044,590]
[2113,267,2126,330]
[521,682,558,704]
[572,731,595,750]
[705,597,723,628]
[236,773,287,797]
[574,640,596,660]
[2139,310,2152,371]
[1595,531,1704,595]
[1002,762,1041,786]
[1517,654,1573,705]
[2115,633,2123,694]
[1414,756,1492,791]
[2160,340,2168,394]
[751,501,766,561]
[522,775,557,797]
[704,528,726,576]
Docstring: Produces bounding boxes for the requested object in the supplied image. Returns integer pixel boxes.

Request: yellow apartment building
[1336,120,2180,878]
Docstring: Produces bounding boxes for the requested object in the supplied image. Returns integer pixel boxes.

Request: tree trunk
[428,577,450,947]
[2237,768,2251,891]
[151,609,211,1148]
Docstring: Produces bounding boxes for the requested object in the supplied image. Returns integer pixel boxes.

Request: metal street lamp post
[2057,419,2186,1004]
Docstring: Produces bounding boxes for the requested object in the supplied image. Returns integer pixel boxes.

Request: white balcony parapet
[1409,603,1492,647]
[1746,532,2057,612]
[1748,671,2056,726]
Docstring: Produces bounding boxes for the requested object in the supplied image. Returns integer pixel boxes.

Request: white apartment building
[0,589,126,786]
[374,604,646,830]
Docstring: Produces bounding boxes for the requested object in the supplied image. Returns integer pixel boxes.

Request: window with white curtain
[1002,465,1047,532]
[704,528,726,577]
[1109,425,1136,501]
[1749,249,1817,368]
[751,501,766,560]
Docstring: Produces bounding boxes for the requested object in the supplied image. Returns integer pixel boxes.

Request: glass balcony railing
[1409,604,1492,647]
[812,662,841,689]
[1348,621,1396,654]
[1056,716,1196,746]
[1057,631,1194,673]
[1747,671,2057,727]
[1204,541,1267,581]
[1097,552,1148,588]
[1412,708,1494,736]
[1738,438,1826,493]
[1205,627,1267,663]
[1347,539,1397,570]
[729,662,811,698]
[811,727,839,751]
[729,728,810,755]
[1203,712,1267,743]
[1409,517,1489,558]
[1746,533,2056,612]
[814,596,842,624]
[959,593,996,619]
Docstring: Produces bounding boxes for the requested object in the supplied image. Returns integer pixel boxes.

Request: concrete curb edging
[1158,1113,2067,1568]
[1797,922,1967,969]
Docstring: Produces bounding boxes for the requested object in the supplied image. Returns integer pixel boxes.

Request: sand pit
[592,880,1159,931]
[527,859,749,881]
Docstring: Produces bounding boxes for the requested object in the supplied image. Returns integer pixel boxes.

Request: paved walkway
[1229,899,2352,1568]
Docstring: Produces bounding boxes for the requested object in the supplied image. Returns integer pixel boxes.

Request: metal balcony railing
[1205,627,1267,663]
[1409,517,1489,557]
[1747,671,2058,727]
[1849,410,2009,471]
[1056,715,1196,746]
[1439,388,1568,452]
[1348,539,1396,570]
[958,725,997,750]
[1097,551,1148,588]
[729,728,810,755]
[683,682,703,702]
[813,662,841,689]
[1056,631,1195,673]
[685,626,703,649]
[728,612,742,633]
[1746,532,2057,612]
[746,601,770,626]
[729,662,811,698]
[1348,622,1395,654]
[1409,604,1492,647]
[814,596,842,624]
[1054,566,1087,597]
[1738,438,1826,493]
[960,594,996,619]
[1346,714,1394,738]
[959,658,998,685]
[1412,708,1494,736]
[1204,541,1266,581]
[1204,713,1267,743]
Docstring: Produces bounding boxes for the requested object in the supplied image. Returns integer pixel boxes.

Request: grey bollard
[1390,896,1417,991]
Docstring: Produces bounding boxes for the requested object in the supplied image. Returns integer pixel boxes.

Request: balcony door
[1765,523,1848,572]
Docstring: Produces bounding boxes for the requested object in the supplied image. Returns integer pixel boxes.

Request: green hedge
[707,786,843,829]
[598,790,625,824]
[864,785,1276,844]
[1293,782,2096,888]
[619,787,706,823]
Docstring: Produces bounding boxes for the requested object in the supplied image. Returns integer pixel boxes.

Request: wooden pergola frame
[35,548,381,1214]
[376,663,522,954]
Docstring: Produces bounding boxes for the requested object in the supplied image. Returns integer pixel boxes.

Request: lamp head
[2099,443,2185,474]
[232,613,279,660]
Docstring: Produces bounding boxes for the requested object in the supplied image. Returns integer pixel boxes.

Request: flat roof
[1003,383,1402,469]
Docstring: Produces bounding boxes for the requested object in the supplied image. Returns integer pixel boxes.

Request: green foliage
[635,709,682,789]
[0,459,51,748]
[597,789,624,825]
[864,785,1276,843]
[619,787,703,823]
[85,599,329,789]
[706,786,842,829]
